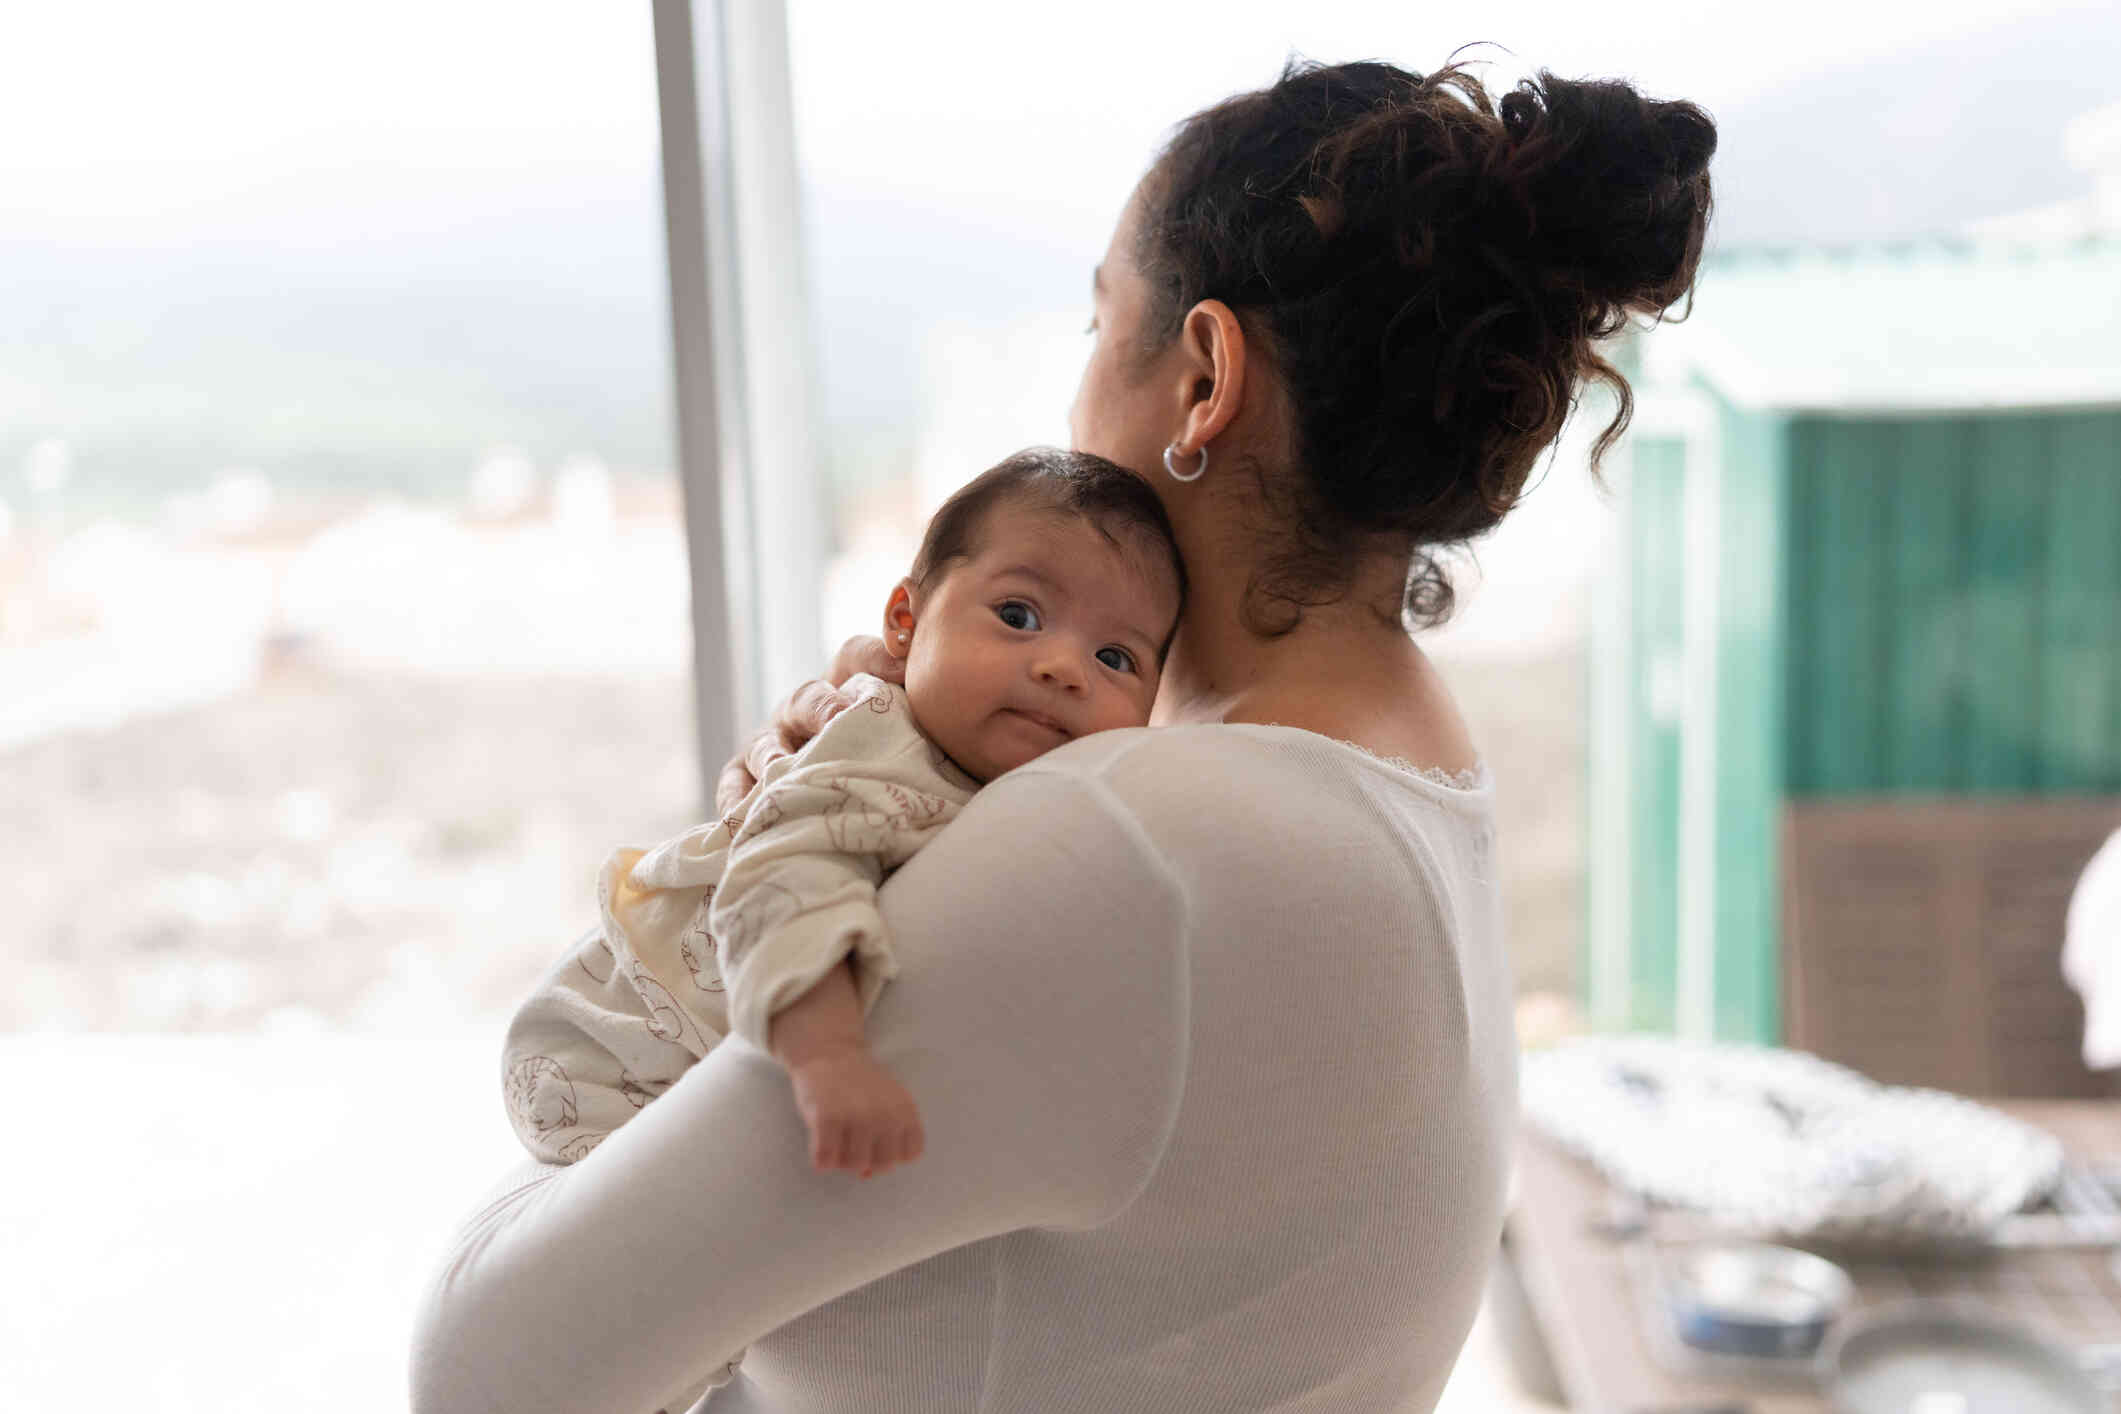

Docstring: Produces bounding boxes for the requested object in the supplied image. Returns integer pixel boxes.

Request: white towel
[2062,828,2121,1070]
[1521,1035,2063,1245]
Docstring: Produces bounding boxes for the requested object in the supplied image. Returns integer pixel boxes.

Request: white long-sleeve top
[411,723,1518,1414]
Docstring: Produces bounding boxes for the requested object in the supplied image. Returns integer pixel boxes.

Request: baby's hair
[908,448,1188,662]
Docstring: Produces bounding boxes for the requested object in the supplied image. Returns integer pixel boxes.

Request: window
[3,5,691,1035]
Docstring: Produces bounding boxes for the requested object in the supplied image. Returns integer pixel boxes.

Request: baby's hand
[715,638,905,814]
[785,1045,926,1179]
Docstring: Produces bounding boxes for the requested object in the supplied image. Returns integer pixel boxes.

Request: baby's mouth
[1007,707,1070,738]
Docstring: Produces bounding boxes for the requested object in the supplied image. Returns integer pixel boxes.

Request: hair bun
[1132,57,1717,635]
[1498,70,1716,316]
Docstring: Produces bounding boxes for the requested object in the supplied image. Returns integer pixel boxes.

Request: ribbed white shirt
[409,723,1517,1414]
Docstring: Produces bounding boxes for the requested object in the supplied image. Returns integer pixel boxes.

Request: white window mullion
[654,0,757,804]
[653,0,825,811]
[720,0,826,699]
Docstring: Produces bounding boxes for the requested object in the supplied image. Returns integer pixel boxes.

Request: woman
[409,56,1714,1414]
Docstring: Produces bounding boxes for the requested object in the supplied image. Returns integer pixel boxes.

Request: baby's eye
[1096,646,1137,674]
[996,601,1040,631]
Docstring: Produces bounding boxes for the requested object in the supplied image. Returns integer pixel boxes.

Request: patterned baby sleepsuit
[498,673,977,1409]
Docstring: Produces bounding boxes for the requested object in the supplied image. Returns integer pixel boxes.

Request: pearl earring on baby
[896,631,909,643]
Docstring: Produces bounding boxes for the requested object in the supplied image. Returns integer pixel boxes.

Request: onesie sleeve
[709,679,973,1053]
[410,761,1189,1414]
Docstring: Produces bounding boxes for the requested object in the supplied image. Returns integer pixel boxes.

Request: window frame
[652,0,826,809]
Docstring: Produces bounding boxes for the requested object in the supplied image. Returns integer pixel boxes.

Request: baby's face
[890,506,1180,784]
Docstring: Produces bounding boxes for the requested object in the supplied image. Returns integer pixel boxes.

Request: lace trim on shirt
[1250,721,1492,792]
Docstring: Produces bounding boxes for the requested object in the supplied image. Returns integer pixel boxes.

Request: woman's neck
[1153,605,1410,727]
[1149,558,1482,775]
[1149,552,1410,722]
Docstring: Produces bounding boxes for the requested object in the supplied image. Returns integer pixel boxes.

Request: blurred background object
[2063,828,2121,1068]
[1591,189,2121,1090]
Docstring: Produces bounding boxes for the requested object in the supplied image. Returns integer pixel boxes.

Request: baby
[501,447,1185,1184]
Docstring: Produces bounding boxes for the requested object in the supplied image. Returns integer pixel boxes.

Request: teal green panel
[2043,412,2121,792]
[1939,417,1981,790]
[1964,414,2053,791]
[1887,419,1968,792]
[1713,406,1786,1044]
[1629,436,1686,1033]
[1804,420,1896,793]
[1784,408,2121,797]
[1784,422,1820,794]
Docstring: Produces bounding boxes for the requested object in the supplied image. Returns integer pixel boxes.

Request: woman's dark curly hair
[1132,55,1716,633]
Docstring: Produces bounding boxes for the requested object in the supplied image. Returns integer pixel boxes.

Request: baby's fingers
[829,634,903,688]
[854,1114,916,1179]
[810,1114,849,1173]
[813,1112,887,1176]
[713,751,758,817]
[866,1109,924,1178]
[858,1115,901,1178]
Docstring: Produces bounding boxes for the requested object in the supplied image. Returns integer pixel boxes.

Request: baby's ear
[882,578,920,659]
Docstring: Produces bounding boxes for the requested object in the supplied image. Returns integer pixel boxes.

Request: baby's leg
[502,925,716,1164]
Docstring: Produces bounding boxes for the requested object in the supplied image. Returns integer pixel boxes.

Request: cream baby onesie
[501,672,978,1166]
[498,674,977,1410]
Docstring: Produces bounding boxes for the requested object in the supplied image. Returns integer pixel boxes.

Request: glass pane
[3,6,696,1039]
[5,9,695,1408]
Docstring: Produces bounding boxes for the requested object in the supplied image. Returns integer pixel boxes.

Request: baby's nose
[1035,650,1087,690]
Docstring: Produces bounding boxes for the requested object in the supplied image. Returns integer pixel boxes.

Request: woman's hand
[714,636,904,814]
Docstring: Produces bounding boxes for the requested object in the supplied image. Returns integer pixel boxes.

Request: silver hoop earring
[1163,442,1208,482]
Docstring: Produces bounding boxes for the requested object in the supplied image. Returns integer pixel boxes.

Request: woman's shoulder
[1004,723,1281,794]
[1011,721,1493,807]
[980,726,1489,893]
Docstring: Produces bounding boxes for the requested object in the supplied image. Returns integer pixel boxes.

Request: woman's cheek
[1066,375,1093,452]
[1069,353,1121,457]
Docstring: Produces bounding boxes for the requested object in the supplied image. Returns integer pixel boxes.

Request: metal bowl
[1826,1302,2120,1414]
[1667,1242,1854,1358]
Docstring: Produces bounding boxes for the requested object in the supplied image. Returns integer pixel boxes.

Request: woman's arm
[409,762,1188,1414]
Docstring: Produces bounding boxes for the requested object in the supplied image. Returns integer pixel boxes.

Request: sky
[783,0,2106,247]
[2,0,2113,516]
[1,0,2103,256]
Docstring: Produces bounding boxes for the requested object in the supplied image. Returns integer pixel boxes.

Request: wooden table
[1499,1101,2121,1413]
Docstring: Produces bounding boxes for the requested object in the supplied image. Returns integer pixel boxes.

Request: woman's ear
[882,578,920,659]
[1175,298,1248,456]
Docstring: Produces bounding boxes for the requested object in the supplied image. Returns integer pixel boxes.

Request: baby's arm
[768,956,927,1177]
[710,680,970,1177]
